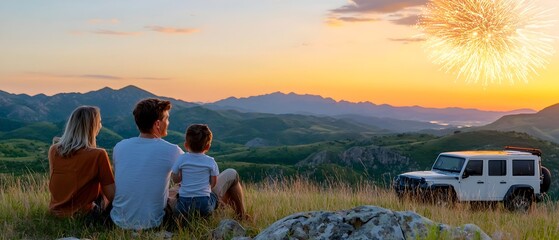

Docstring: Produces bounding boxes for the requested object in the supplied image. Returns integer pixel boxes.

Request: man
[110,98,183,230]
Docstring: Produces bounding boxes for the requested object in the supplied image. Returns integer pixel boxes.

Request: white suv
[393,147,551,211]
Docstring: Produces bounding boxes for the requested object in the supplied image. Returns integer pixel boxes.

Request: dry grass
[1,174,559,239]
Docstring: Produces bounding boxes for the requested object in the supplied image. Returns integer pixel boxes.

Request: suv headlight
[420,178,434,187]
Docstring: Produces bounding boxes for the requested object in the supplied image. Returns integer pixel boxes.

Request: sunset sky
[1,0,558,111]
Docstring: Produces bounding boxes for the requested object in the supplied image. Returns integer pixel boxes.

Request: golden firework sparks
[419,0,556,85]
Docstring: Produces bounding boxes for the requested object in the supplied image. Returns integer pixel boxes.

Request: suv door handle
[477,181,484,184]
[500,181,507,184]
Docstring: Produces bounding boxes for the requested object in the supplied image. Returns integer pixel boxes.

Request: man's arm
[171,156,183,184]
[210,159,218,189]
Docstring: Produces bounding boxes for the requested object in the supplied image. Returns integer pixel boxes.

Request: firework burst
[419,0,556,85]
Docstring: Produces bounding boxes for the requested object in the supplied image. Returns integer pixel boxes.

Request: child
[172,124,219,218]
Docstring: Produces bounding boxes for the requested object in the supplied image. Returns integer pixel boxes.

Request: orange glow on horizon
[0,1,557,113]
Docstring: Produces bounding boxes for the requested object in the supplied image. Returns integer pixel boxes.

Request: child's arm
[210,175,217,189]
[172,171,182,184]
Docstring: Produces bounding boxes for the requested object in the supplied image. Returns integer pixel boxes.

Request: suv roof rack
[504,146,542,157]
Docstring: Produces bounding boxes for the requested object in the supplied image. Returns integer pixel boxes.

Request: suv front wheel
[430,188,456,207]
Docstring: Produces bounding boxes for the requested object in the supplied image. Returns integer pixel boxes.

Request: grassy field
[1,174,559,239]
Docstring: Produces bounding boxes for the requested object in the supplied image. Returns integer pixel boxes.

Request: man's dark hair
[133,98,171,133]
[186,124,212,153]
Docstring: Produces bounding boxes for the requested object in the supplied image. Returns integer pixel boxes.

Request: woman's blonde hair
[55,106,101,157]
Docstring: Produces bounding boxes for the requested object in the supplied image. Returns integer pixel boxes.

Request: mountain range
[208,92,535,127]
[0,85,557,144]
[0,86,195,121]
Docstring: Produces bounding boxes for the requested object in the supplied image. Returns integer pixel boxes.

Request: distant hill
[336,114,444,133]
[208,92,534,127]
[478,104,559,143]
[0,107,387,149]
[0,118,26,132]
[0,85,197,121]
[0,139,50,174]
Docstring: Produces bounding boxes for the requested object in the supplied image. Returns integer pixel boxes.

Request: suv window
[433,155,465,172]
[465,160,483,176]
[513,160,534,176]
[489,160,506,176]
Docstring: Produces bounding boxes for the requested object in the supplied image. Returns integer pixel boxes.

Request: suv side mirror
[462,170,469,179]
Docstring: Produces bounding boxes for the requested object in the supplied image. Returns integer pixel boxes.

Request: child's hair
[186,124,213,153]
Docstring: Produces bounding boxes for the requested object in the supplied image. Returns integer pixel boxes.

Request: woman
[48,106,115,220]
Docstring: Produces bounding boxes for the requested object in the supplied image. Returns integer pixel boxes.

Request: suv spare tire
[541,166,551,193]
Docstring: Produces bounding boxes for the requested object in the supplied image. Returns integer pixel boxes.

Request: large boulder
[211,219,247,240]
[253,205,491,240]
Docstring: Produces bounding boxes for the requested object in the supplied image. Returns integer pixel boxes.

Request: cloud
[326,16,379,26]
[346,0,358,6]
[73,74,170,81]
[327,0,425,27]
[78,74,123,80]
[145,26,200,34]
[337,16,380,23]
[88,18,120,25]
[136,77,171,81]
[390,15,419,26]
[332,0,427,14]
[76,75,171,81]
[92,29,140,36]
[387,37,426,44]
[25,72,169,81]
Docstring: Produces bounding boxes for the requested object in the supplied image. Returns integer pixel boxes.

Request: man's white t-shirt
[171,152,219,198]
[110,137,183,230]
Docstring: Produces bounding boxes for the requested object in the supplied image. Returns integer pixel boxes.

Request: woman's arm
[48,145,55,176]
[102,183,115,201]
[98,149,116,201]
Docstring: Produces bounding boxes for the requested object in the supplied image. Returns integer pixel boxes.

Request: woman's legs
[213,169,247,218]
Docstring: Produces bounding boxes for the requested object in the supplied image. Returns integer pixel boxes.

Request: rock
[56,238,90,240]
[231,237,252,240]
[211,219,247,240]
[297,146,418,171]
[396,210,439,239]
[492,231,513,240]
[253,205,491,240]
[449,224,489,240]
